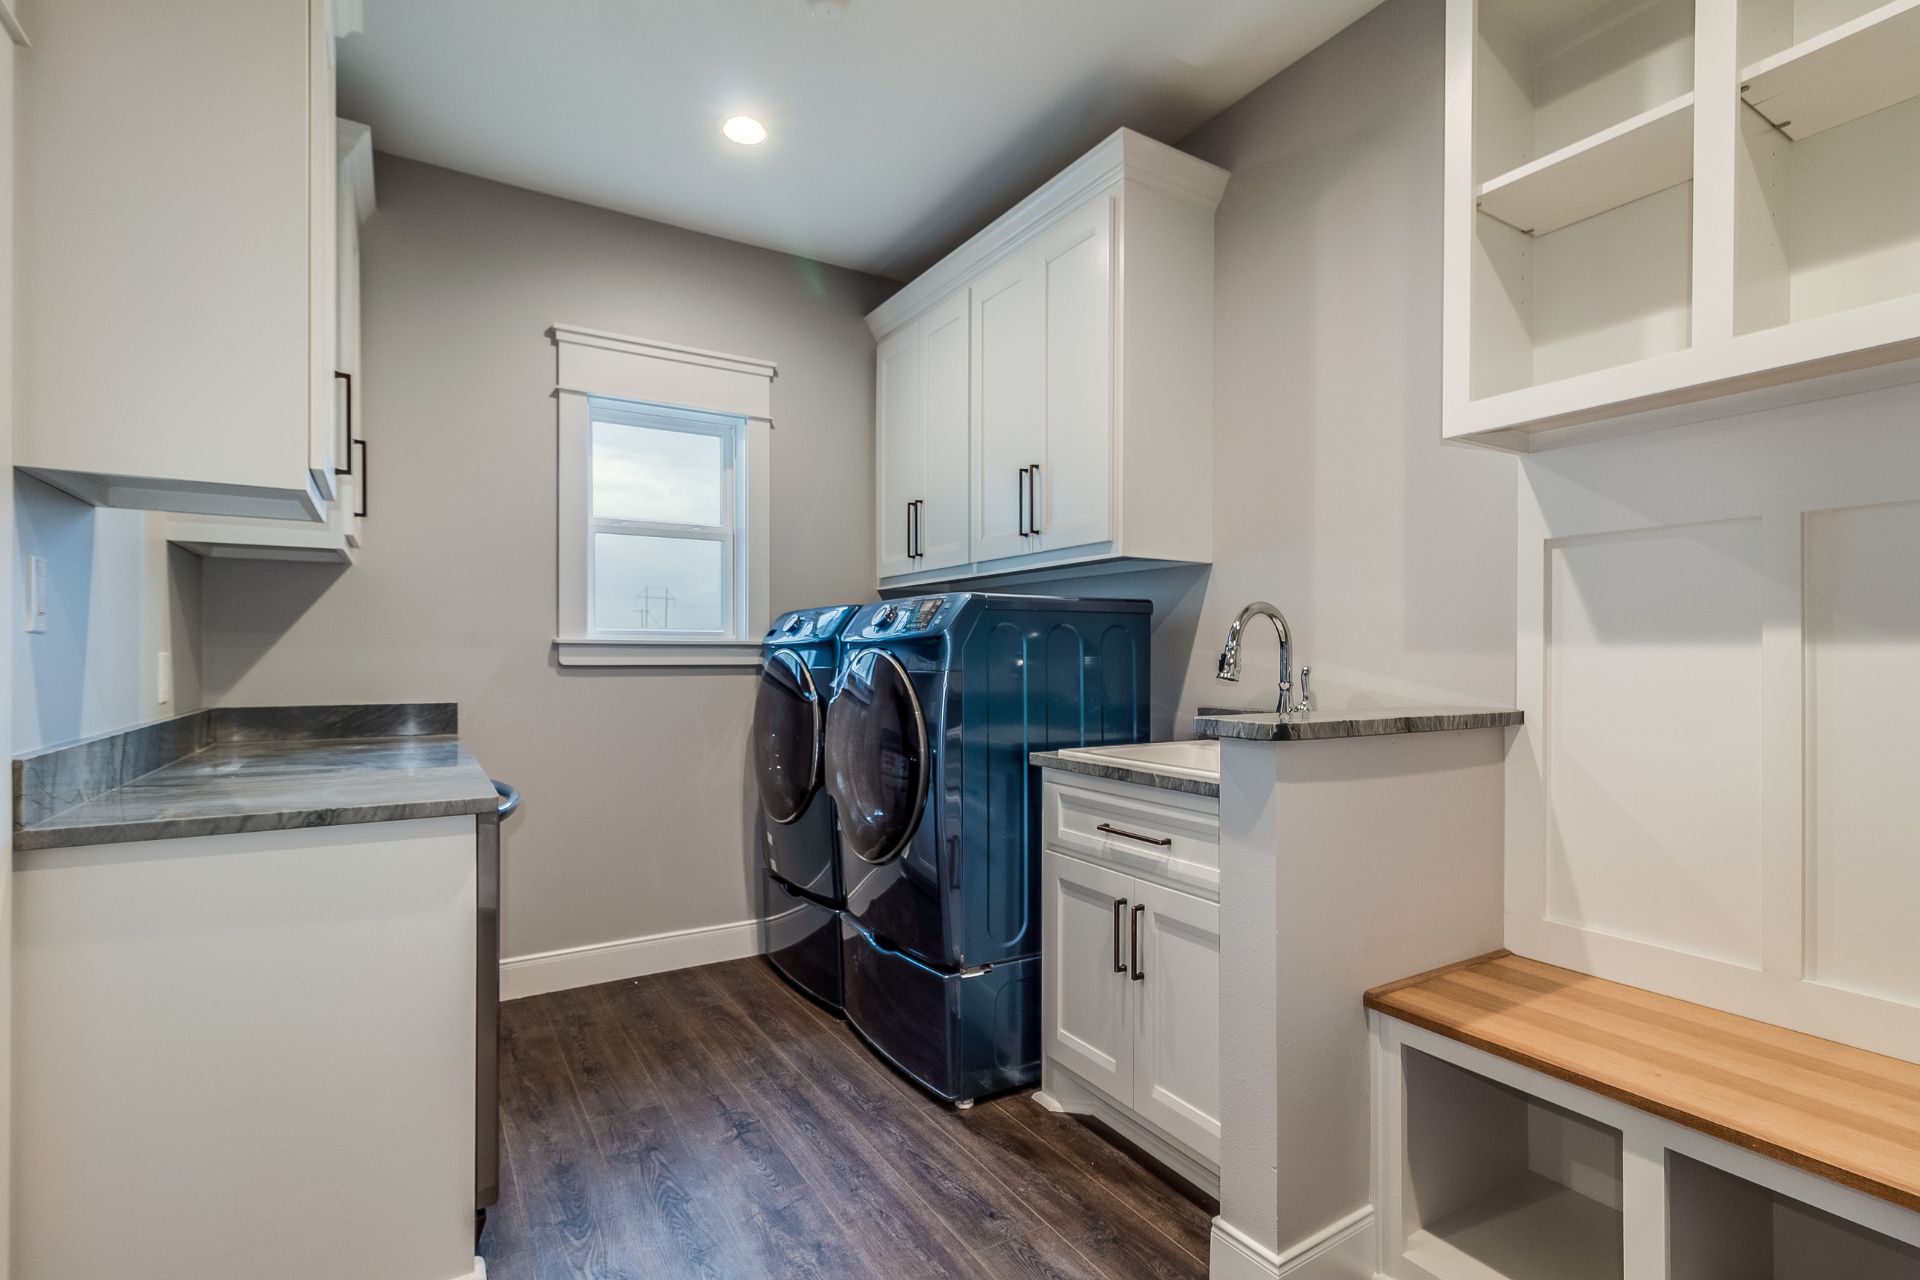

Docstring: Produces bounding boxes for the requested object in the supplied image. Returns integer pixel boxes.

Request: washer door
[825,649,930,865]
[752,649,823,825]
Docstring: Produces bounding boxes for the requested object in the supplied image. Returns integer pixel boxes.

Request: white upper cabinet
[875,286,972,578]
[167,117,376,565]
[17,0,352,519]
[869,129,1227,588]
[1445,0,1920,449]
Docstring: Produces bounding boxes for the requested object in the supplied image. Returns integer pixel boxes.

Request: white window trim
[553,326,775,668]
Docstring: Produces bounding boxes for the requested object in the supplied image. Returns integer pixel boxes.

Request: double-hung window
[553,325,774,666]
[588,400,743,637]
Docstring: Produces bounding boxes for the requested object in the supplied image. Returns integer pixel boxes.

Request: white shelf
[1404,1173,1623,1280]
[1476,94,1694,237]
[1741,0,1920,141]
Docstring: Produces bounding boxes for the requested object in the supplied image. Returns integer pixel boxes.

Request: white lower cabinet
[1040,775,1222,1183]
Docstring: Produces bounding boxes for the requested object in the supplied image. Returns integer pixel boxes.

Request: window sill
[554,638,763,668]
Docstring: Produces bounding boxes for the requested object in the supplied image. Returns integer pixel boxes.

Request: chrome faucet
[1216,601,1312,716]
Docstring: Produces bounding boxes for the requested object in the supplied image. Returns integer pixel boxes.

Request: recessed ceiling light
[808,0,849,19]
[722,115,769,147]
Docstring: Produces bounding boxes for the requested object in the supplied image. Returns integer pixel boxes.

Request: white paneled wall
[1508,384,1920,1062]
[1804,499,1920,1008]
[1543,520,1765,967]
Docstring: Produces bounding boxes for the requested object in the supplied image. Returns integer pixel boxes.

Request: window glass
[592,420,724,526]
[593,533,725,633]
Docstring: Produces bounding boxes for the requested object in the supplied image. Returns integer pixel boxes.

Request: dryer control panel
[852,595,957,641]
[766,605,853,643]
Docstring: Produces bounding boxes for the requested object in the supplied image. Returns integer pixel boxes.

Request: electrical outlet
[157,652,173,706]
[25,555,48,633]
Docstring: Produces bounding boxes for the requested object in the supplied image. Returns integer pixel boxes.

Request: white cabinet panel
[1543,519,1766,968]
[1036,195,1115,554]
[875,324,925,579]
[971,244,1042,564]
[1806,499,1920,1008]
[919,288,973,573]
[1044,850,1136,1102]
[1132,878,1222,1165]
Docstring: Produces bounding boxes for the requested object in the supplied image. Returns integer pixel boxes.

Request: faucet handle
[1293,667,1314,715]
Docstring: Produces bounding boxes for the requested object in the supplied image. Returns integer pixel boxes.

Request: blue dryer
[754,603,858,1012]
[822,593,1151,1104]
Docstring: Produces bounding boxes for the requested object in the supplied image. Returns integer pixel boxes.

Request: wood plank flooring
[484,957,1216,1280]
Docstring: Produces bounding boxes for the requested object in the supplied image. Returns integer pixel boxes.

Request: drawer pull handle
[1098,822,1172,848]
[1131,905,1145,982]
[1112,897,1128,974]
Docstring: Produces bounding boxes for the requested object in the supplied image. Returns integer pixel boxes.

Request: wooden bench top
[1365,951,1920,1213]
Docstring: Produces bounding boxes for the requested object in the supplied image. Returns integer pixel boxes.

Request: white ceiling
[338,0,1382,282]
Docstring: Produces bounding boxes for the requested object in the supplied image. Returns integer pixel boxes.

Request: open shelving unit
[1444,0,1920,447]
[1463,0,1698,405]
[1670,1154,1920,1280]
[1398,1047,1623,1280]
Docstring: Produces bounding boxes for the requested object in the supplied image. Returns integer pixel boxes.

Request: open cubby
[1669,1154,1920,1280]
[1470,0,1697,398]
[1734,0,1920,334]
[1401,1048,1624,1280]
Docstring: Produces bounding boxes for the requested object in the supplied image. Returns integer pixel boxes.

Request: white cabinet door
[918,288,972,574]
[1132,878,1222,1165]
[971,244,1042,563]
[1044,850,1136,1103]
[1035,194,1115,554]
[875,323,926,580]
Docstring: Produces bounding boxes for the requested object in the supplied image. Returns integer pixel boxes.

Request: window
[553,325,774,666]
[589,401,742,637]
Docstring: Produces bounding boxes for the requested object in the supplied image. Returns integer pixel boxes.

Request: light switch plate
[25,555,48,633]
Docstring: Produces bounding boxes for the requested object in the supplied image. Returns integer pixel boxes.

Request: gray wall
[200,157,892,961]
[1094,0,1516,737]
[10,477,202,753]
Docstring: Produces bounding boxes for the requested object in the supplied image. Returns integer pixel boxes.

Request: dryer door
[825,649,930,866]
[753,649,823,825]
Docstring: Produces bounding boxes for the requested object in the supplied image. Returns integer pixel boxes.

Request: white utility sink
[1055,739,1221,782]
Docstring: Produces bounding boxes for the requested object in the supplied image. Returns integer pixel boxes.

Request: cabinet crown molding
[865,127,1228,339]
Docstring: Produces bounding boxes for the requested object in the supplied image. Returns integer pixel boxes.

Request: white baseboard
[500,917,762,1000]
[1211,1208,1374,1280]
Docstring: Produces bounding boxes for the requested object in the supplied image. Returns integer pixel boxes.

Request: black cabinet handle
[353,439,367,518]
[1098,822,1172,848]
[1130,905,1145,982]
[332,371,354,476]
[912,500,924,559]
[1017,467,1029,539]
[906,502,915,560]
[1112,897,1128,974]
[1028,463,1043,535]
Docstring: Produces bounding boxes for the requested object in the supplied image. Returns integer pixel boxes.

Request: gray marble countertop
[15,734,499,852]
[1194,705,1523,742]
[1031,749,1220,800]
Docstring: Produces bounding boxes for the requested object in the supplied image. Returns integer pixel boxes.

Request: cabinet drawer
[1044,777,1219,898]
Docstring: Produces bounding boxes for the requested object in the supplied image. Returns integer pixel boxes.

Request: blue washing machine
[823,593,1151,1104]
[754,603,858,1012]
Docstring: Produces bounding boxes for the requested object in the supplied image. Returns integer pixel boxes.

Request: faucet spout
[1216,601,1298,715]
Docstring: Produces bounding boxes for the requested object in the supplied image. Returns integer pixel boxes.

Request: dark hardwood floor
[484,957,1216,1279]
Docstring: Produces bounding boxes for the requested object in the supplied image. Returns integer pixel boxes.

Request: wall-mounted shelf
[1445,0,1920,448]
[1741,0,1920,140]
[1477,94,1694,237]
